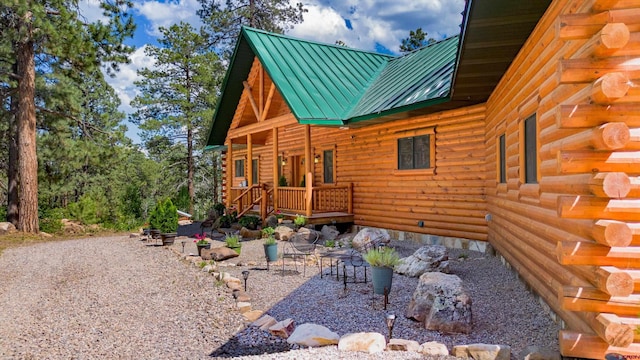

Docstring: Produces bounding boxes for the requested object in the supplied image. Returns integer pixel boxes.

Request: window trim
[234,158,245,178]
[393,127,435,176]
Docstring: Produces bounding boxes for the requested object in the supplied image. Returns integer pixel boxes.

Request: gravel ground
[0,230,561,360]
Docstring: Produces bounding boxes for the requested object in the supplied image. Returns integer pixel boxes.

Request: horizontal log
[559,330,640,358]
[594,266,634,296]
[558,196,640,220]
[560,57,640,84]
[539,173,631,198]
[562,286,640,316]
[592,313,635,348]
[557,103,640,128]
[592,0,622,12]
[593,220,633,247]
[557,240,640,267]
[591,72,631,104]
[589,23,631,57]
[540,123,630,158]
[630,270,640,292]
[553,150,640,174]
[558,9,640,40]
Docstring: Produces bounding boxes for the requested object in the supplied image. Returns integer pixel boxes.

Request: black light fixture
[241,270,250,291]
[181,240,186,253]
[385,313,396,341]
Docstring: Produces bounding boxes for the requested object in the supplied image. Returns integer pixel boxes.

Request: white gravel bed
[0,234,561,360]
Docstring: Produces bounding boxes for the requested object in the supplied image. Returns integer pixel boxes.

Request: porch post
[247,133,253,186]
[272,127,279,210]
[226,139,233,209]
[304,125,313,217]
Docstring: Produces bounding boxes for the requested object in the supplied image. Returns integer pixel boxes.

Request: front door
[292,155,305,187]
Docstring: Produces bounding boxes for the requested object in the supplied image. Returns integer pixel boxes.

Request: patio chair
[281,231,319,276]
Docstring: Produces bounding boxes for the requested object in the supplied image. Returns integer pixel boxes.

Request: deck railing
[231,184,262,217]
[277,183,352,214]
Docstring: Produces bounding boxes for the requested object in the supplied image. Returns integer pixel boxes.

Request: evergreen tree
[399,27,436,53]
[0,0,135,232]
[130,22,222,215]
[197,0,307,57]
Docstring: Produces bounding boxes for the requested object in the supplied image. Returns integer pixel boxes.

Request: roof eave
[345,95,452,125]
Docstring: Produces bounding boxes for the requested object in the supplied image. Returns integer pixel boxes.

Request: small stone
[269,318,295,338]
[226,282,242,291]
[338,332,386,354]
[234,291,251,302]
[520,345,561,360]
[287,323,340,347]
[251,315,278,330]
[387,339,420,352]
[129,233,139,238]
[453,344,510,360]
[0,222,17,234]
[236,302,251,313]
[242,310,264,322]
[419,341,449,355]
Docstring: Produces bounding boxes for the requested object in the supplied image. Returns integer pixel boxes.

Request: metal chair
[281,232,319,276]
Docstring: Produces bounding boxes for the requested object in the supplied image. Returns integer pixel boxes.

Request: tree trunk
[187,127,194,215]
[7,61,20,226]
[16,22,39,233]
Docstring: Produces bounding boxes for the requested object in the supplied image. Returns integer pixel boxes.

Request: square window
[398,134,431,170]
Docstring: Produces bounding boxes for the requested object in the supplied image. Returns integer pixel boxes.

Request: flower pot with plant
[363,247,400,295]
[263,236,278,262]
[225,234,242,254]
[194,233,210,257]
[149,198,178,245]
[294,214,306,228]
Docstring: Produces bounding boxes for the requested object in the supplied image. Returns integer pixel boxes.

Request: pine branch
[36,106,110,138]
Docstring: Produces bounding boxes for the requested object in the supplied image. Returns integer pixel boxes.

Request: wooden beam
[558,196,640,221]
[242,81,261,121]
[592,0,621,12]
[562,286,640,316]
[630,269,640,292]
[592,313,635,348]
[594,266,634,296]
[228,113,297,140]
[560,57,640,84]
[594,23,631,57]
[260,83,276,122]
[540,173,631,198]
[272,127,279,210]
[557,103,640,128]
[540,122,630,158]
[304,125,312,217]
[259,67,264,116]
[247,133,253,186]
[553,150,640,174]
[591,72,630,104]
[557,240,640,267]
[593,220,633,247]
[226,140,233,209]
[558,8,640,40]
[559,330,640,358]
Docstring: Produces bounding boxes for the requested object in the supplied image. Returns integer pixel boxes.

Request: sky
[82,0,466,144]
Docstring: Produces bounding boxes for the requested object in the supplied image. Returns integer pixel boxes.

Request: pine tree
[399,28,436,53]
[130,22,222,215]
[0,0,134,232]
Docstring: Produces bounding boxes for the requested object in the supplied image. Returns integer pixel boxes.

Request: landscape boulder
[265,215,278,228]
[204,247,239,261]
[321,225,340,241]
[0,222,17,235]
[395,245,450,277]
[274,225,295,241]
[452,344,510,360]
[419,341,449,356]
[297,227,321,241]
[519,345,561,360]
[240,227,261,239]
[251,315,277,331]
[351,228,390,252]
[387,339,420,352]
[61,219,84,234]
[287,323,340,347]
[338,332,386,354]
[406,272,472,334]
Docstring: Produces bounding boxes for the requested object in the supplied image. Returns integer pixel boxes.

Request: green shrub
[363,247,400,268]
[39,208,65,234]
[149,198,178,233]
[213,203,226,216]
[261,226,275,238]
[278,175,288,187]
[294,215,306,227]
[239,215,260,230]
[264,236,276,245]
[225,235,241,248]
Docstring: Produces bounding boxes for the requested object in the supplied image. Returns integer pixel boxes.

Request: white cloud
[104,46,155,115]
[135,0,203,37]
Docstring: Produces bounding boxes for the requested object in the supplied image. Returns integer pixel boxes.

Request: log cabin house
[205,0,640,357]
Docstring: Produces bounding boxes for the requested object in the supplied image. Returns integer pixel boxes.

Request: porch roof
[206,0,552,147]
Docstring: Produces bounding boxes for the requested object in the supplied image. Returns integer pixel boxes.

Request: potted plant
[238,215,261,230]
[157,198,178,245]
[148,204,161,239]
[294,214,306,228]
[275,210,285,223]
[225,234,242,254]
[263,236,278,262]
[194,233,210,257]
[363,247,400,295]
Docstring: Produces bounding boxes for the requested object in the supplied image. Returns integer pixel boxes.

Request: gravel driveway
[0,236,244,359]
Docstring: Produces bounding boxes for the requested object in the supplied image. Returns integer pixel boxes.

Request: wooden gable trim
[227,113,298,140]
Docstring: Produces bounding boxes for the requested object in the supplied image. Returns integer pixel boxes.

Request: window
[524,114,537,184]
[252,159,258,184]
[234,159,245,177]
[323,149,334,184]
[398,135,431,170]
[498,134,506,183]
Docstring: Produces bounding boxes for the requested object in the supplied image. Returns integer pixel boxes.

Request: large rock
[274,225,296,241]
[395,245,450,277]
[420,341,449,356]
[0,222,16,235]
[406,272,472,334]
[265,215,278,228]
[240,227,261,239]
[251,315,278,331]
[297,227,321,242]
[338,332,386,354]
[287,323,340,347]
[351,228,390,252]
[269,318,296,338]
[205,247,239,261]
[61,218,84,234]
[321,225,340,241]
[387,339,420,352]
[452,344,510,360]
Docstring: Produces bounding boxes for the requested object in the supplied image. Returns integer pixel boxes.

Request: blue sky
[83,0,466,144]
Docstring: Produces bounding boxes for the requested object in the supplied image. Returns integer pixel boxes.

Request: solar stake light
[385,313,396,341]
[242,270,250,291]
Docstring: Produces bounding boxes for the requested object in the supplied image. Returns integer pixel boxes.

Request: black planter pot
[161,233,177,246]
[150,229,161,239]
[197,243,211,257]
